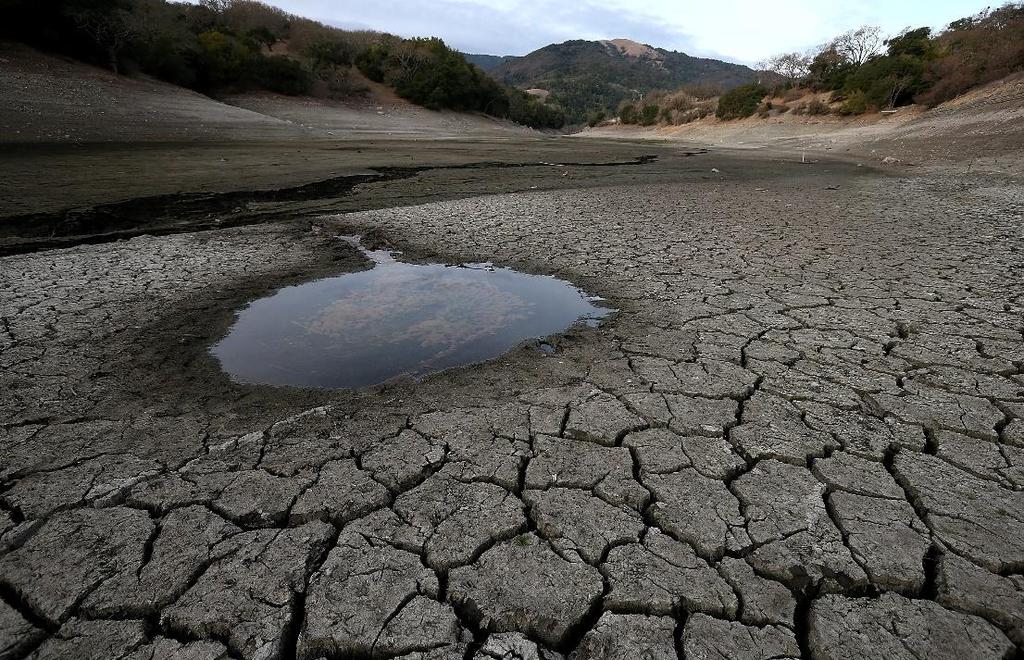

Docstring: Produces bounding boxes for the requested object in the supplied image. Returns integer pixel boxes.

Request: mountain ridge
[475,38,758,123]
[461,53,516,72]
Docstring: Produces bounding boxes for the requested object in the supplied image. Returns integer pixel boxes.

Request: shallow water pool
[211,241,612,388]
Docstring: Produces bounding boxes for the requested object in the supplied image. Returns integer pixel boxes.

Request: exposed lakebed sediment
[1,160,1023,659]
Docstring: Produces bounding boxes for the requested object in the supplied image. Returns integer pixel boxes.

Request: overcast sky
[263,0,994,64]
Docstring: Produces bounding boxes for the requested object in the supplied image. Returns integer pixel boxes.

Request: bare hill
[601,39,664,60]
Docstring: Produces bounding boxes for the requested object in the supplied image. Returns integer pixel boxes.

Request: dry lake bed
[2,138,1024,659]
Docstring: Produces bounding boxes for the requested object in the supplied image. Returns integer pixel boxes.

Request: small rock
[475,632,564,659]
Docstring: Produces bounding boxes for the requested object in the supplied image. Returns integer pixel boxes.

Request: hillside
[462,53,515,72]
[1,0,567,130]
[0,41,532,144]
[489,39,758,123]
[583,72,1024,174]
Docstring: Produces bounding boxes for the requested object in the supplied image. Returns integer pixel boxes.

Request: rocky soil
[2,150,1023,659]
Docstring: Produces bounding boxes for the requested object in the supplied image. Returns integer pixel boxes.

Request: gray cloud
[304,0,711,58]
[262,0,994,64]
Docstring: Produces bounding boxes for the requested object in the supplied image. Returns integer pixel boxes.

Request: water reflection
[212,241,612,388]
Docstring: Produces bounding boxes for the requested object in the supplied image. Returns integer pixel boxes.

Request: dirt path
[2,148,1023,658]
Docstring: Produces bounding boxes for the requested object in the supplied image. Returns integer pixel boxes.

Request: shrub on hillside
[195,30,254,88]
[193,29,310,94]
[131,32,200,88]
[715,83,767,119]
[656,100,715,124]
[809,47,856,91]
[781,87,805,102]
[357,38,508,112]
[288,21,377,60]
[838,91,868,115]
[661,91,695,112]
[619,103,638,124]
[324,69,368,97]
[255,54,312,95]
[806,99,830,115]
[219,0,290,40]
[506,90,566,129]
[356,36,564,128]
[639,103,660,125]
[917,3,1024,106]
[304,39,354,76]
[843,37,930,109]
[680,83,724,99]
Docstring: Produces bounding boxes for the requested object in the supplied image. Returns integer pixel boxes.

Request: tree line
[1,0,565,129]
[614,3,1024,126]
[356,37,564,127]
[758,3,1024,114]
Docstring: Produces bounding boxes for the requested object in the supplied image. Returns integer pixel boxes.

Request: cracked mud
[2,154,1024,659]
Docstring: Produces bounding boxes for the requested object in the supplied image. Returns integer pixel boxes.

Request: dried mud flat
[2,148,1024,660]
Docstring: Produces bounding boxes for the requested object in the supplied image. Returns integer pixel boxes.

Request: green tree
[841,28,934,109]
[715,83,767,119]
[355,36,562,128]
[304,38,354,76]
[809,47,854,90]
[65,0,137,73]
[245,26,277,50]
[255,55,312,95]
[196,30,252,88]
[886,27,933,59]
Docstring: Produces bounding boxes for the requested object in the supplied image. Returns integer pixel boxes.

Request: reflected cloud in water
[212,242,612,388]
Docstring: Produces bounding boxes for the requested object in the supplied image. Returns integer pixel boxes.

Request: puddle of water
[211,239,613,388]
